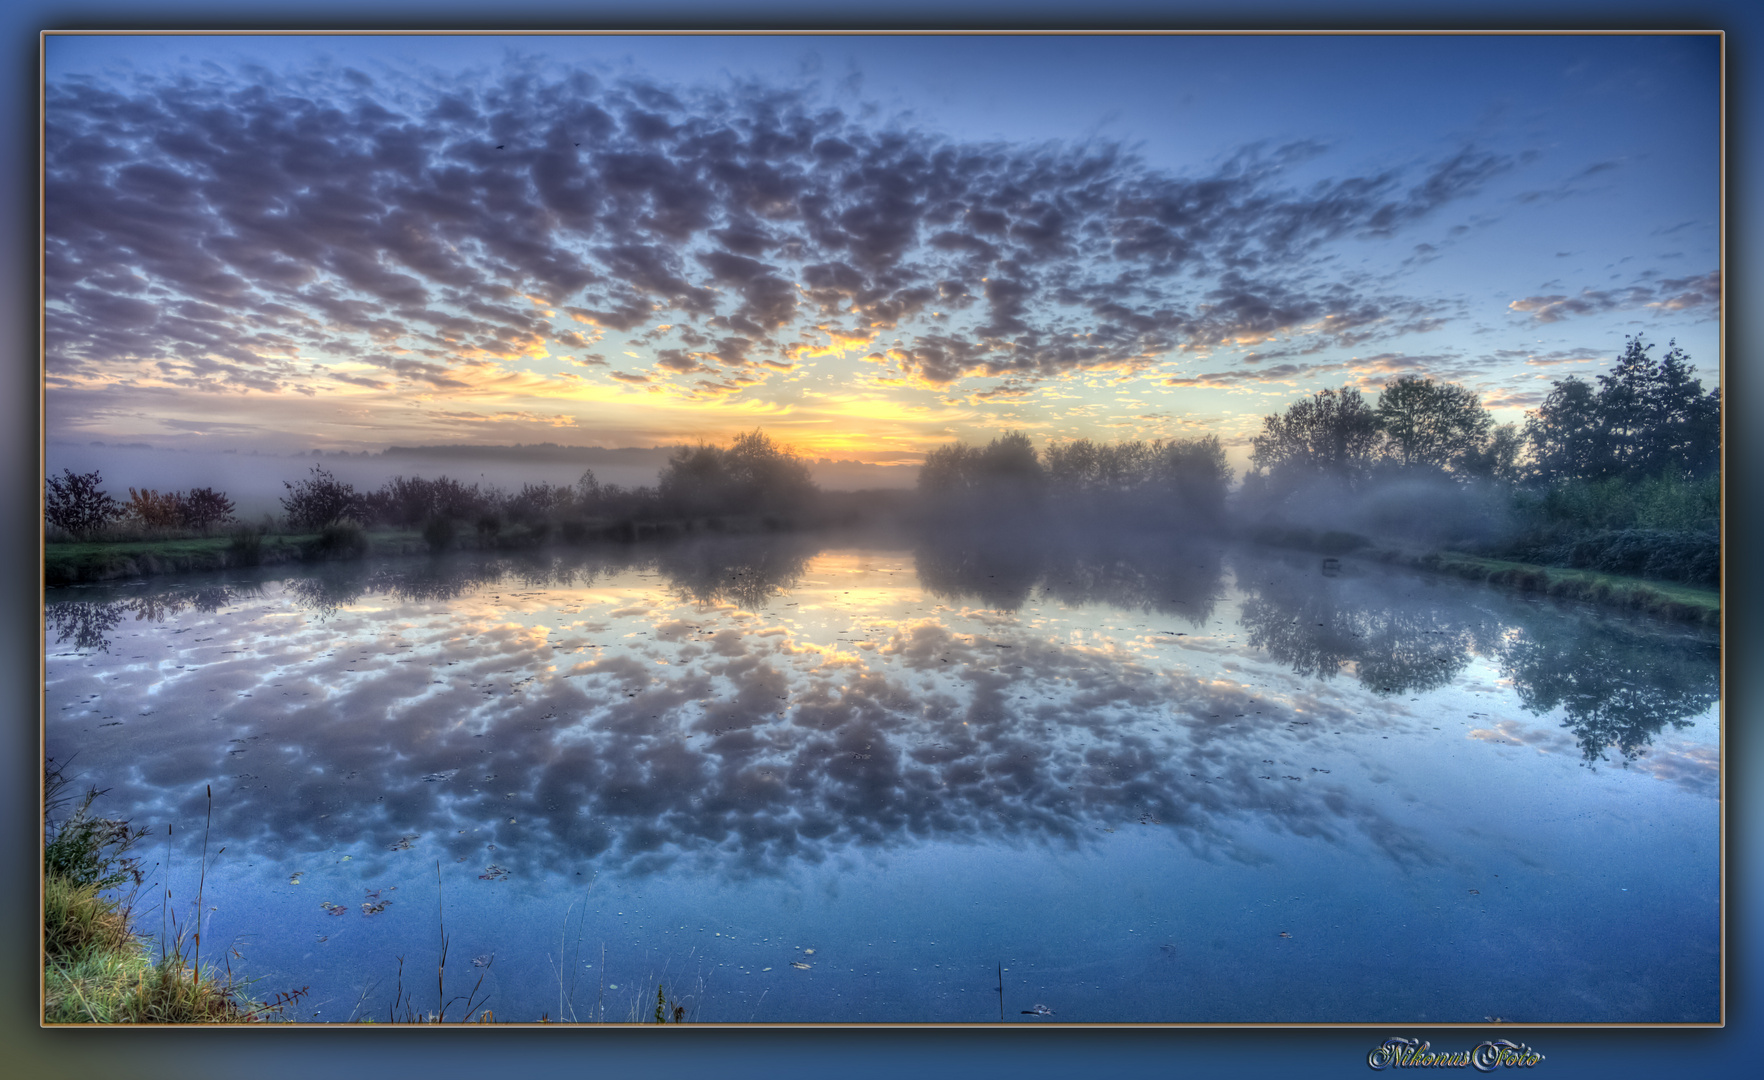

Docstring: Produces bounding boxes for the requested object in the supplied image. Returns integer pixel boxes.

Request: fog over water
[44,532,1718,1023]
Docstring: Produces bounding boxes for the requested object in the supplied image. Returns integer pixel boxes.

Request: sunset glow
[45,33,1719,476]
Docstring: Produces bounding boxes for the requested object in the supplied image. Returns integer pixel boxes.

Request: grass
[44,529,430,585]
[43,762,307,1024]
[1414,551,1720,626]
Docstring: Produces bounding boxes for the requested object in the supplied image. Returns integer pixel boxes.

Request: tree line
[1241,336,1718,583]
[1244,336,1718,496]
[44,430,820,543]
[917,431,1233,529]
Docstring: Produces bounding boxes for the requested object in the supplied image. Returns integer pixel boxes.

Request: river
[43,531,1720,1023]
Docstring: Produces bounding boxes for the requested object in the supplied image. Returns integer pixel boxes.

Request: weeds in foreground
[377,862,492,1023]
[43,765,307,1023]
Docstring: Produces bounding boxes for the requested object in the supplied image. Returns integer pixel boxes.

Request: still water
[44,532,1720,1023]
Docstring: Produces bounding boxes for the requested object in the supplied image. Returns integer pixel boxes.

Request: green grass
[1416,551,1719,626]
[44,880,297,1024]
[44,529,430,585]
[43,762,307,1024]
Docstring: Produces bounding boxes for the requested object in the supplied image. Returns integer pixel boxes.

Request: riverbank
[43,510,840,587]
[1242,522,1718,628]
[1404,550,1720,628]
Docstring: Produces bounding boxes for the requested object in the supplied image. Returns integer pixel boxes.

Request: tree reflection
[652,534,816,609]
[47,584,257,652]
[1499,613,1719,762]
[46,601,125,652]
[1237,554,1498,694]
[914,529,1224,622]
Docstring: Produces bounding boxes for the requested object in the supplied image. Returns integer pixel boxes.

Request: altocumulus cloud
[47,60,1509,402]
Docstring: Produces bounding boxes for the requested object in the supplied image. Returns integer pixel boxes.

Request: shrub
[422,515,456,553]
[180,488,235,531]
[124,488,185,530]
[228,525,264,566]
[46,469,122,538]
[281,465,360,530]
[312,521,368,560]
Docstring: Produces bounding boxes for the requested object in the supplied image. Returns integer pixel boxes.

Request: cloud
[45,60,1517,412]
[1508,270,1720,323]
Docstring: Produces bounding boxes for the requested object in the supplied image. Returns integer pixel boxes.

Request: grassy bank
[43,764,305,1023]
[1406,551,1720,628]
[43,501,904,587]
[1244,522,1718,627]
[44,531,423,586]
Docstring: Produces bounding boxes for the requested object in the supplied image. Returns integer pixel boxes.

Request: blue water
[43,535,1720,1023]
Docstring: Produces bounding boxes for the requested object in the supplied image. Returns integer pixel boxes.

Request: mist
[46,441,916,520]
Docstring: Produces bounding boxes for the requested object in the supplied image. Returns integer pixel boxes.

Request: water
[43,532,1720,1023]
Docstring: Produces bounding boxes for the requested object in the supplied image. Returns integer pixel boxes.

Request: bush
[422,515,456,553]
[180,488,235,531]
[281,465,360,530]
[228,525,265,566]
[46,469,122,538]
[311,521,368,560]
[124,488,185,530]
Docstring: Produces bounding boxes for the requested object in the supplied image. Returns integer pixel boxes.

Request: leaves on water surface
[472,954,494,968]
[1021,1004,1054,1016]
[420,770,458,783]
[1278,931,1292,938]
[321,901,348,916]
[388,834,418,851]
[790,961,811,970]
[288,871,304,885]
[479,864,510,881]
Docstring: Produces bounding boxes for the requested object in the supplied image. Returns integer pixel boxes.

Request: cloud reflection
[44,537,1717,888]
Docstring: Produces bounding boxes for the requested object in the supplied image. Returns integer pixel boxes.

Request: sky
[42,32,1721,474]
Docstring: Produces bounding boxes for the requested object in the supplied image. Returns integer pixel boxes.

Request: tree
[722,429,817,513]
[917,442,978,497]
[657,430,817,517]
[45,469,121,538]
[1374,375,1494,474]
[1150,436,1232,524]
[1249,386,1381,492]
[1593,337,1719,481]
[1525,338,1720,485]
[280,465,360,529]
[1524,376,1604,484]
[1459,423,1524,484]
[124,487,185,529]
[179,488,235,531]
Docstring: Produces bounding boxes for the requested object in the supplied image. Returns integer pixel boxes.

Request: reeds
[43,773,307,1023]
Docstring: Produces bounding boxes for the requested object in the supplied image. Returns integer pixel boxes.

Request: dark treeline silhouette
[918,430,1232,531]
[1239,337,1719,585]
